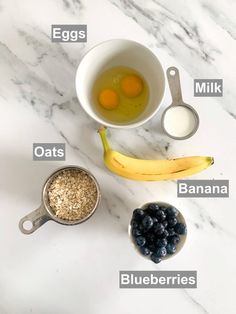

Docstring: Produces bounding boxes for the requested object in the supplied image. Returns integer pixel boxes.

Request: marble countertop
[0,0,236,313]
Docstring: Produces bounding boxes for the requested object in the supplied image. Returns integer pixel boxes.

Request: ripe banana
[98,127,214,181]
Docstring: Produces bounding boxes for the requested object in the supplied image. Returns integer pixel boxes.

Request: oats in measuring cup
[47,169,98,221]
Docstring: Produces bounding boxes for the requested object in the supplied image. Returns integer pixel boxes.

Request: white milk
[163,106,197,138]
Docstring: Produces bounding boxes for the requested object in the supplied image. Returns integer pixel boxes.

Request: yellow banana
[98,127,214,181]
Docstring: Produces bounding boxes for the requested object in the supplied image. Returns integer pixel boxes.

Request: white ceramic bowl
[75,39,166,128]
[129,202,187,262]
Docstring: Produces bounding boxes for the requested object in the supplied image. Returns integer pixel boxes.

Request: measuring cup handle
[19,205,50,234]
[166,66,183,105]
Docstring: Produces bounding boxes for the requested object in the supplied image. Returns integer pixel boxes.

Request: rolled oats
[47,169,98,221]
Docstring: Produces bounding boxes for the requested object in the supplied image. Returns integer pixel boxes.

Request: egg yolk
[120,74,143,98]
[98,89,119,110]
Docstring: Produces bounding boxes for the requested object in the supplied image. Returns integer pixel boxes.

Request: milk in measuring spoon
[163,106,197,138]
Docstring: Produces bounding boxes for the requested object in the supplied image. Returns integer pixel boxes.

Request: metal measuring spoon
[161,67,199,140]
[19,166,101,234]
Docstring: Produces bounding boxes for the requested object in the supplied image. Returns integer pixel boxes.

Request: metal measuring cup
[19,166,101,234]
[161,66,199,140]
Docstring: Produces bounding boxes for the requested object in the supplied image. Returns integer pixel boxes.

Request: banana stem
[209,157,214,165]
[98,127,110,153]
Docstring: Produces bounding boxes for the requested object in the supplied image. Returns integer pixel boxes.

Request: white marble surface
[0,0,236,313]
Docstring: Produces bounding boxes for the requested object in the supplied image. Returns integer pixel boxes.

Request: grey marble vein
[102,196,121,220]
[202,2,236,40]
[111,0,217,61]
[61,0,84,14]
[110,0,236,117]
[183,290,209,314]
[187,198,236,238]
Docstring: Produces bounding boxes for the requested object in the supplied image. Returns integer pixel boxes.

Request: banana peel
[98,127,214,181]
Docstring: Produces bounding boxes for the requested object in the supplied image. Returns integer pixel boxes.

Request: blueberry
[159,205,167,211]
[148,244,156,252]
[167,228,175,236]
[146,233,155,244]
[137,224,145,232]
[147,203,159,212]
[168,235,180,245]
[151,253,162,264]
[131,228,142,237]
[162,220,168,228]
[166,207,178,217]
[158,229,169,239]
[133,208,145,220]
[153,223,165,234]
[174,223,187,235]
[135,236,146,247]
[152,217,158,224]
[156,238,168,248]
[133,208,144,215]
[167,217,178,227]
[156,210,166,222]
[142,215,154,230]
[139,247,150,256]
[156,247,167,258]
[131,220,138,228]
[166,243,176,254]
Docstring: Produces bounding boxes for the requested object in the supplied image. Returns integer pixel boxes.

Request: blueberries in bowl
[174,223,187,235]
[130,202,187,264]
[135,236,146,247]
[166,243,176,254]
[142,215,154,230]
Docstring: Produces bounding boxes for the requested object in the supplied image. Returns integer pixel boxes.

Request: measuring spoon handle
[167,67,183,105]
[19,205,50,234]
